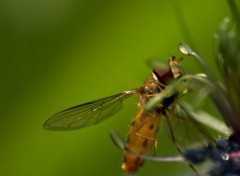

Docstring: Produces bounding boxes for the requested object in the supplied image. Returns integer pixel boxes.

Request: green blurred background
[0,0,231,175]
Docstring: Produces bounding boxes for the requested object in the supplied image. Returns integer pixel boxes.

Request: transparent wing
[164,101,230,149]
[44,89,137,131]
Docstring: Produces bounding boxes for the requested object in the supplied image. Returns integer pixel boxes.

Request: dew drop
[178,43,192,56]
[221,153,229,160]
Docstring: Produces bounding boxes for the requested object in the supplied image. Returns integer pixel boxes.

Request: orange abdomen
[122,109,161,173]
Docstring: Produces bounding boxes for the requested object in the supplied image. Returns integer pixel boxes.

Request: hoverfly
[44,56,211,174]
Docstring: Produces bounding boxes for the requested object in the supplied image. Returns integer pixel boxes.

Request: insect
[119,57,185,173]
[44,56,205,174]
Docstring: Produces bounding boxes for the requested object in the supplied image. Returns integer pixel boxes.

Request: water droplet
[178,43,192,56]
[221,153,229,160]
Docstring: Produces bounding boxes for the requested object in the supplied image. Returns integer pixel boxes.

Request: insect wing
[164,101,222,148]
[44,90,137,130]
